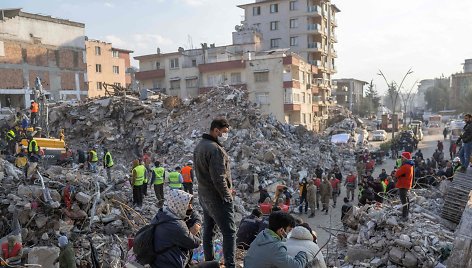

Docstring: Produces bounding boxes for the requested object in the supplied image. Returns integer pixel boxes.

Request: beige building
[134,31,323,131]
[0,8,87,107]
[85,39,133,98]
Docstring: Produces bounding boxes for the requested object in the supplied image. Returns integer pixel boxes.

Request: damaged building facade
[0,8,87,108]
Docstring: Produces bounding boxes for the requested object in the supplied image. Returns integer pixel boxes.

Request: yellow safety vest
[28,139,38,153]
[153,167,165,185]
[6,130,15,141]
[90,150,98,162]
[104,152,114,167]
[133,165,146,186]
[168,171,182,189]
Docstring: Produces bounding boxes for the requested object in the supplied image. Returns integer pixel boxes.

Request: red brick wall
[0,69,24,88]
[26,45,48,67]
[60,72,76,90]
[0,42,22,64]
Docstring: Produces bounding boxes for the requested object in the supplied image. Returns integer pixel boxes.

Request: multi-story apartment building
[333,78,368,112]
[238,0,340,119]
[450,59,472,106]
[0,8,87,108]
[135,30,324,131]
[85,39,133,98]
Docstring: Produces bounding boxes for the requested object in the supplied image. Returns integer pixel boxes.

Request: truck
[449,120,466,142]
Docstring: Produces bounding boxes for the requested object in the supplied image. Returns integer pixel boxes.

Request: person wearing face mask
[193,118,236,268]
[244,211,308,268]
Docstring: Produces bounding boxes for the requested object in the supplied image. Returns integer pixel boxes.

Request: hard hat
[93,145,99,149]
[30,100,34,103]
[453,157,461,163]
[187,160,193,165]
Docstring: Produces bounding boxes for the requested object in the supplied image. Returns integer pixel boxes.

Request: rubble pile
[326,188,455,268]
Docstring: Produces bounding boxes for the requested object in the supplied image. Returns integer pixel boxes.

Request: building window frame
[290,36,298,47]
[254,71,269,83]
[170,58,180,69]
[270,21,279,31]
[113,65,119,74]
[156,61,161,69]
[289,1,297,11]
[95,64,102,73]
[186,79,198,88]
[270,3,278,13]
[96,82,103,90]
[230,72,242,84]
[253,6,261,16]
[112,50,119,58]
[95,46,101,56]
[270,38,281,48]
[170,80,181,90]
[255,93,270,105]
[289,18,298,29]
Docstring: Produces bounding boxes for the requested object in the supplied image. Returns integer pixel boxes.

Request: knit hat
[58,236,68,247]
[401,152,412,160]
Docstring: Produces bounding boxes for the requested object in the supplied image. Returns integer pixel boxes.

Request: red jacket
[1,242,22,259]
[395,161,414,189]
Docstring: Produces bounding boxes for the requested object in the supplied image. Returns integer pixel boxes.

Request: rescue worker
[395,152,414,221]
[319,176,332,215]
[0,236,23,266]
[131,159,146,208]
[453,157,462,173]
[306,180,317,218]
[151,161,165,208]
[330,176,341,208]
[27,133,39,158]
[103,148,113,181]
[54,236,76,268]
[313,177,322,210]
[168,166,183,190]
[88,145,98,173]
[30,100,39,127]
[5,129,16,155]
[344,172,357,201]
[181,160,194,194]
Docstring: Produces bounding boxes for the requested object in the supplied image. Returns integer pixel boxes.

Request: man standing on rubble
[395,152,414,221]
[168,166,184,190]
[319,176,332,215]
[132,159,146,208]
[344,172,357,201]
[88,145,99,173]
[194,118,236,268]
[30,100,39,127]
[306,180,317,218]
[330,176,341,208]
[103,148,113,181]
[181,160,194,194]
[457,113,472,173]
[151,161,166,208]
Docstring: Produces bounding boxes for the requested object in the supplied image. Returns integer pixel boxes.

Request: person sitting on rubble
[274,198,289,213]
[283,186,292,206]
[244,211,309,268]
[236,208,263,250]
[452,157,462,175]
[0,236,23,267]
[258,185,271,204]
[341,197,353,229]
[358,182,375,206]
[54,235,76,268]
[286,224,327,268]
[367,177,384,203]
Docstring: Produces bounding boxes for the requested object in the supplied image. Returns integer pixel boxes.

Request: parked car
[371,130,387,141]
[428,123,441,134]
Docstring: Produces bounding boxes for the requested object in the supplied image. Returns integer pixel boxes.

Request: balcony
[330,34,338,43]
[283,56,300,66]
[283,80,301,89]
[307,42,322,52]
[284,104,302,112]
[306,24,321,34]
[311,85,319,95]
[307,5,322,16]
[135,69,165,80]
[331,17,338,27]
[312,104,319,112]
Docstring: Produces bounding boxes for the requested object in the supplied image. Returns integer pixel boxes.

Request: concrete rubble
[326,188,456,268]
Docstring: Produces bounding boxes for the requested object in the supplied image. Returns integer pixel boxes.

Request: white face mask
[218,132,229,143]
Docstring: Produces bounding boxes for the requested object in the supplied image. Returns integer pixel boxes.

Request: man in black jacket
[236,209,262,250]
[458,114,472,172]
[194,118,236,268]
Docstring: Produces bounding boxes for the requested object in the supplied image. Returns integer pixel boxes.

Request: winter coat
[151,190,201,268]
[395,160,414,189]
[236,214,262,250]
[59,244,76,268]
[319,180,332,202]
[285,226,327,268]
[306,184,317,203]
[193,134,233,203]
[458,122,472,144]
[244,229,308,268]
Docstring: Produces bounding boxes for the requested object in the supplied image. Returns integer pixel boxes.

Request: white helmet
[453,157,461,163]
[187,160,193,165]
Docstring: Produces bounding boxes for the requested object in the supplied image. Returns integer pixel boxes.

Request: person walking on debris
[319,176,332,215]
[457,113,472,173]
[168,166,184,190]
[236,208,263,250]
[449,141,457,160]
[395,152,414,221]
[151,161,166,208]
[30,100,39,127]
[306,180,317,218]
[103,148,113,181]
[298,178,308,214]
[88,145,99,173]
[194,118,236,268]
[181,160,195,194]
[132,159,146,208]
[344,172,357,201]
[330,176,340,208]
[54,236,76,268]
[313,177,322,210]
[244,211,308,268]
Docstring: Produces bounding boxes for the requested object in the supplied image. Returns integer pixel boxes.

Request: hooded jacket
[151,190,201,268]
[306,183,317,203]
[395,160,414,189]
[285,226,327,268]
[244,229,308,268]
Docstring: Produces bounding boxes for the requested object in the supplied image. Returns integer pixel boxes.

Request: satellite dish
[156,47,161,54]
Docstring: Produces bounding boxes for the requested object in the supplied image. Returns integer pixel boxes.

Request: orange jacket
[395,161,414,189]
[31,102,39,113]
[181,166,193,183]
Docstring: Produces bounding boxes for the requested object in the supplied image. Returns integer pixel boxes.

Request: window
[192,59,197,67]
[254,71,269,82]
[156,61,161,69]
[112,50,119,58]
[293,93,300,102]
[186,79,198,88]
[302,92,306,103]
[95,46,101,56]
[95,64,102,73]
[255,93,269,105]
[230,72,241,84]
[253,6,261,16]
[290,36,298,46]
[113,66,119,74]
[152,79,159,88]
[303,113,307,124]
[270,21,279,31]
[289,19,298,28]
[170,58,179,69]
[253,23,261,29]
[270,38,281,48]
[270,4,278,13]
[289,1,297,11]
[170,80,180,89]
[96,82,103,90]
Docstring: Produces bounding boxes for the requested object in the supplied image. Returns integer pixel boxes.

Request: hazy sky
[2,0,472,94]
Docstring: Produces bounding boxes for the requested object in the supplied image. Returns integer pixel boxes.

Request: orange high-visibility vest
[31,102,39,113]
[181,166,193,183]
